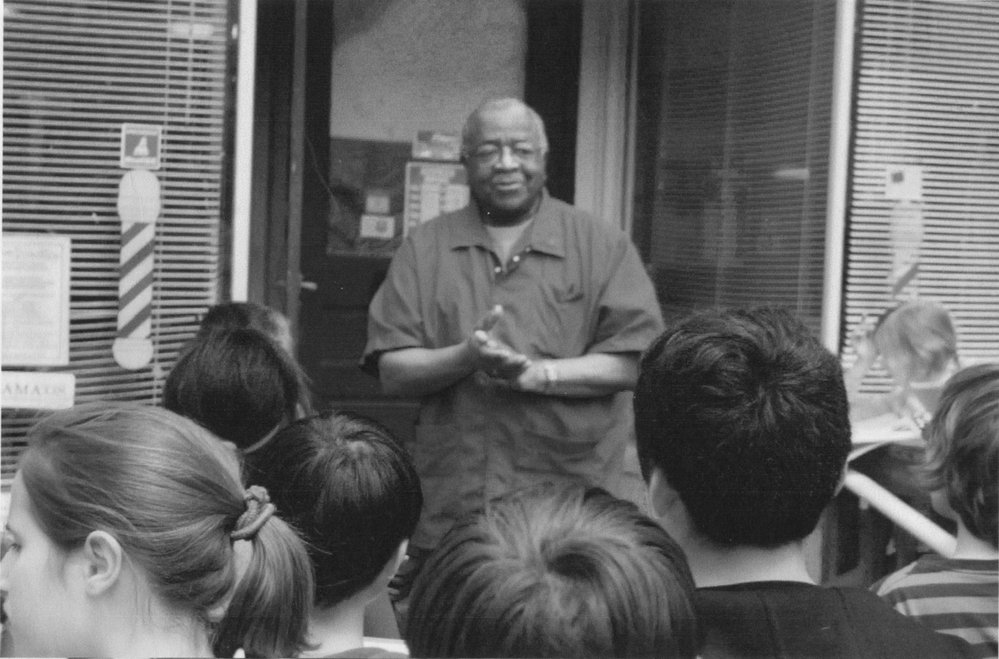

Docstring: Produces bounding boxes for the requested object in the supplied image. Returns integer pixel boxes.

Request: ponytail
[20,403,314,659]
[215,492,314,658]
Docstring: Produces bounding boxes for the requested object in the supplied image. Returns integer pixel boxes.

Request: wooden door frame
[248,0,332,345]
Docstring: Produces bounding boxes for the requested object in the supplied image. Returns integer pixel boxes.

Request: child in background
[249,411,422,658]
[0,402,314,657]
[198,301,296,355]
[846,300,963,575]
[404,485,699,659]
[845,299,961,425]
[874,363,999,659]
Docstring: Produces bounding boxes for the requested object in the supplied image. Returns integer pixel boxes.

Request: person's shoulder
[695,580,822,613]
[873,558,923,595]
[406,205,475,240]
[427,203,477,226]
[562,200,625,232]
[830,584,978,656]
[542,196,633,254]
[877,554,999,597]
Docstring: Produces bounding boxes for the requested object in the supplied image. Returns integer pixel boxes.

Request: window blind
[842,0,999,387]
[2,0,232,484]
[632,0,837,331]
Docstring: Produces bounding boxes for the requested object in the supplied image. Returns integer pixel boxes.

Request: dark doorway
[259,1,583,442]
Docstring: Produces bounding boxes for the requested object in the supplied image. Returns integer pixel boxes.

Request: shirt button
[494,266,502,274]
[512,255,520,263]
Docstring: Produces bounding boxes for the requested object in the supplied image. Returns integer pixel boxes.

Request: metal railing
[842,469,956,557]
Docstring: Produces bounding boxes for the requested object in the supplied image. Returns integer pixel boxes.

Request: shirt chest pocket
[554,284,584,304]
[535,280,590,357]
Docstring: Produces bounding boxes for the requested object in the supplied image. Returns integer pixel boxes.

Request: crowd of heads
[3,291,994,656]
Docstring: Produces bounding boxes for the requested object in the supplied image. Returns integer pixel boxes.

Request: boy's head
[873,300,958,386]
[405,485,699,658]
[923,363,999,548]
[249,411,423,608]
[634,306,851,547]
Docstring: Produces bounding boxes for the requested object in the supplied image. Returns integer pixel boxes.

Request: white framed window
[2,0,232,484]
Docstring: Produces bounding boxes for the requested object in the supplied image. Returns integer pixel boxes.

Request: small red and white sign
[120,123,162,170]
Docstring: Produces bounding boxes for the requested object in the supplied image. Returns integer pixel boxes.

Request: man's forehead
[469,105,539,143]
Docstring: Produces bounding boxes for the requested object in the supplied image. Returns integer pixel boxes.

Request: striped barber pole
[113,170,161,370]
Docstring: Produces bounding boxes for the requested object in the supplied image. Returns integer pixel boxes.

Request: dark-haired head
[249,411,423,608]
[405,485,699,658]
[164,327,311,452]
[923,363,999,547]
[198,302,294,355]
[634,306,851,547]
[11,402,313,657]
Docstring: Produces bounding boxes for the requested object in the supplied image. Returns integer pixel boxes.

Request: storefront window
[843,0,999,373]
[631,0,836,328]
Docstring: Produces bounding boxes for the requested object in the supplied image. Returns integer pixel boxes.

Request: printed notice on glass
[403,162,469,235]
[2,234,71,366]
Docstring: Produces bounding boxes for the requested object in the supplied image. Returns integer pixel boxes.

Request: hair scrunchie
[231,485,276,541]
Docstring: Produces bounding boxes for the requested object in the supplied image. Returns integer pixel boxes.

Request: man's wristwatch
[542,361,558,393]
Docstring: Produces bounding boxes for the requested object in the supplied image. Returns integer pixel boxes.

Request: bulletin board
[325,137,470,257]
[326,138,412,257]
[403,161,469,235]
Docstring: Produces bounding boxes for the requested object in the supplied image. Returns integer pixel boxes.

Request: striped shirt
[874,555,998,659]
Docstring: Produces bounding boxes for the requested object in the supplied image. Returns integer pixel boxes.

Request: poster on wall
[326,138,411,257]
[2,234,71,366]
[403,162,469,235]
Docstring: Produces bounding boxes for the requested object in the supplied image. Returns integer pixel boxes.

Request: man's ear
[647,467,681,520]
[80,530,124,597]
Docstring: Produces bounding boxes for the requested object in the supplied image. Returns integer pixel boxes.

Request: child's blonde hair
[873,300,958,383]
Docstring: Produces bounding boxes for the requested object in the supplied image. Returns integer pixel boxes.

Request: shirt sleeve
[587,232,665,355]
[361,238,426,376]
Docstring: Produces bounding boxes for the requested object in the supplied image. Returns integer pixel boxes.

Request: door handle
[300,280,318,291]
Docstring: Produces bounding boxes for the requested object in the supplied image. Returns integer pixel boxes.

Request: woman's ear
[81,530,124,597]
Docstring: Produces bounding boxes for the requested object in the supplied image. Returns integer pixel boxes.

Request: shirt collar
[447,189,566,258]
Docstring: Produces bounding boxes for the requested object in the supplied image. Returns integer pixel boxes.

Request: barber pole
[113,169,161,370]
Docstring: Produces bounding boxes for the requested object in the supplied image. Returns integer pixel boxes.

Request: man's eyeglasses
[466,142,541,166]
